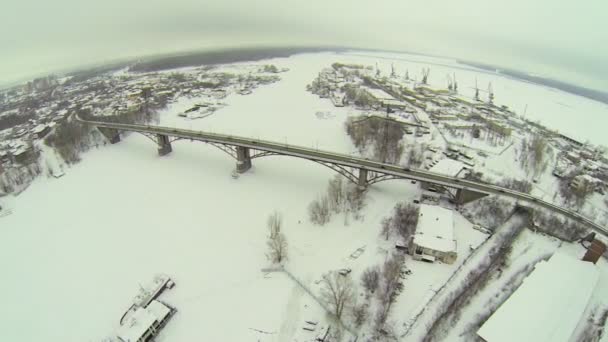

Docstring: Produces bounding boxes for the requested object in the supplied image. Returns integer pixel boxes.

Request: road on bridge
[76,115,608,238]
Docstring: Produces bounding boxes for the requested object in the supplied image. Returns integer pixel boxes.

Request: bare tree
[344,115,404,163]
[405,144,424,168]
[310,177,366,226]
[374,254,405,333]
[327,176,346,213]
[309,195,331,225]
[361,266,380,294]
[320,271,356,319]
[267,211,282,237]
[378,253,404,309]
[345,184,365,219]
[421,68,430,85]
[519,135,552,178]
[381,202,419,242]
[381,217,392,240]
[266,211,287,264]
[352,302,369,328]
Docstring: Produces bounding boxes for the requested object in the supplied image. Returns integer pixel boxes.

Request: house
[0,150,10,164]
[477,252,599,342]
[12,145,37,164]
[32,124,50,139]
[116,300,174,342]
[408,204,457,264]
[570,174,603,193]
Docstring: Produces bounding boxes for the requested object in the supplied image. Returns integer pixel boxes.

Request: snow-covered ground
[1,51,608,342]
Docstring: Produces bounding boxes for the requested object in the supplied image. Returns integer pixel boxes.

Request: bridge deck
[76,115,608,238]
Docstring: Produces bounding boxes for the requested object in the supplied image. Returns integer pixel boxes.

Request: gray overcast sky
[1,0,606,90]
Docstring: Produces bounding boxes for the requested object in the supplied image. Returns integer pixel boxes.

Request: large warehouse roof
[413,204,456,253]
[477,252,599,342]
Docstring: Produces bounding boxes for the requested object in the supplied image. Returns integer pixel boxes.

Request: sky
[1,0,607,91]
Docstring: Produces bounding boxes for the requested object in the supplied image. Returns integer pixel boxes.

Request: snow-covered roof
[116,300,170,342]
[413,204,456,253]
[428,159,466,177]
[32,124,48,134]
[477,252,599,342]
[117,307,156,342]
[364,87,395,101]
[147,300,171,322]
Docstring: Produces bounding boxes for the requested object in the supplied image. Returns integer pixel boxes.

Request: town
[0,63,283,194]
[1,50,607,342]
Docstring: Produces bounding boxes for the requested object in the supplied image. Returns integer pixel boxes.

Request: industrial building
[408,204,457,264]
[477,252,599,342]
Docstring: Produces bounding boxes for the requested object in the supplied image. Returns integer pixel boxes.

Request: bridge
[76,115,608,237]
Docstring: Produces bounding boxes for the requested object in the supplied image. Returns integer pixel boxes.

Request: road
[76,115,608,238]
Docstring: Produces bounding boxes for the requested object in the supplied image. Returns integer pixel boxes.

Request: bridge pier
[357,169,368,190]
[236,146,252,173]
[454,188,488,205]
[98,127,121,144]
[156,134,172,156]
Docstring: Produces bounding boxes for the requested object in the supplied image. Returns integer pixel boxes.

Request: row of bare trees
[266,211,288,264]
[309,175,365,225]
[531,209,588,241]
[499,177,533,194]
[354,253,406,339]
[518,135,552,178]
[381,202,420,242]
[44,118,97,164]
[461,196,515,231]
[345,116,405,164]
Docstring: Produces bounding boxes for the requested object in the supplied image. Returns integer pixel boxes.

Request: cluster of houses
[310,61,608,215]
[552,140,608,195]
[0,63,283,192]
[310,62,518,150]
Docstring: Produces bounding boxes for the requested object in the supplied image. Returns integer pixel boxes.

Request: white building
[477,252,599,342]
[363,87,395,102]
[116,300,173,342]
[427,158,467,176]
[409,204,457,264]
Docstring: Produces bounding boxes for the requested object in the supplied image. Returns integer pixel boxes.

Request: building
[116,300,174,342]
[583,239,607,264]
[363,87,396,103]
[408,204,457,264]
[477,252,599,342]
[422,159,468,196]
[32,124,50,139]
[12,145,37,164]
[427,158,467,176]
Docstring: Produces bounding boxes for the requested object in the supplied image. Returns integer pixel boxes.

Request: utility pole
[382,104,392,163]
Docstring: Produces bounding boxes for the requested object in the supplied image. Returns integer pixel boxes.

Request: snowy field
[1,51,608,341]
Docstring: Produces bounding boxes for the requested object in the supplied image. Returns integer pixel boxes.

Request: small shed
[583,239,607,264]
